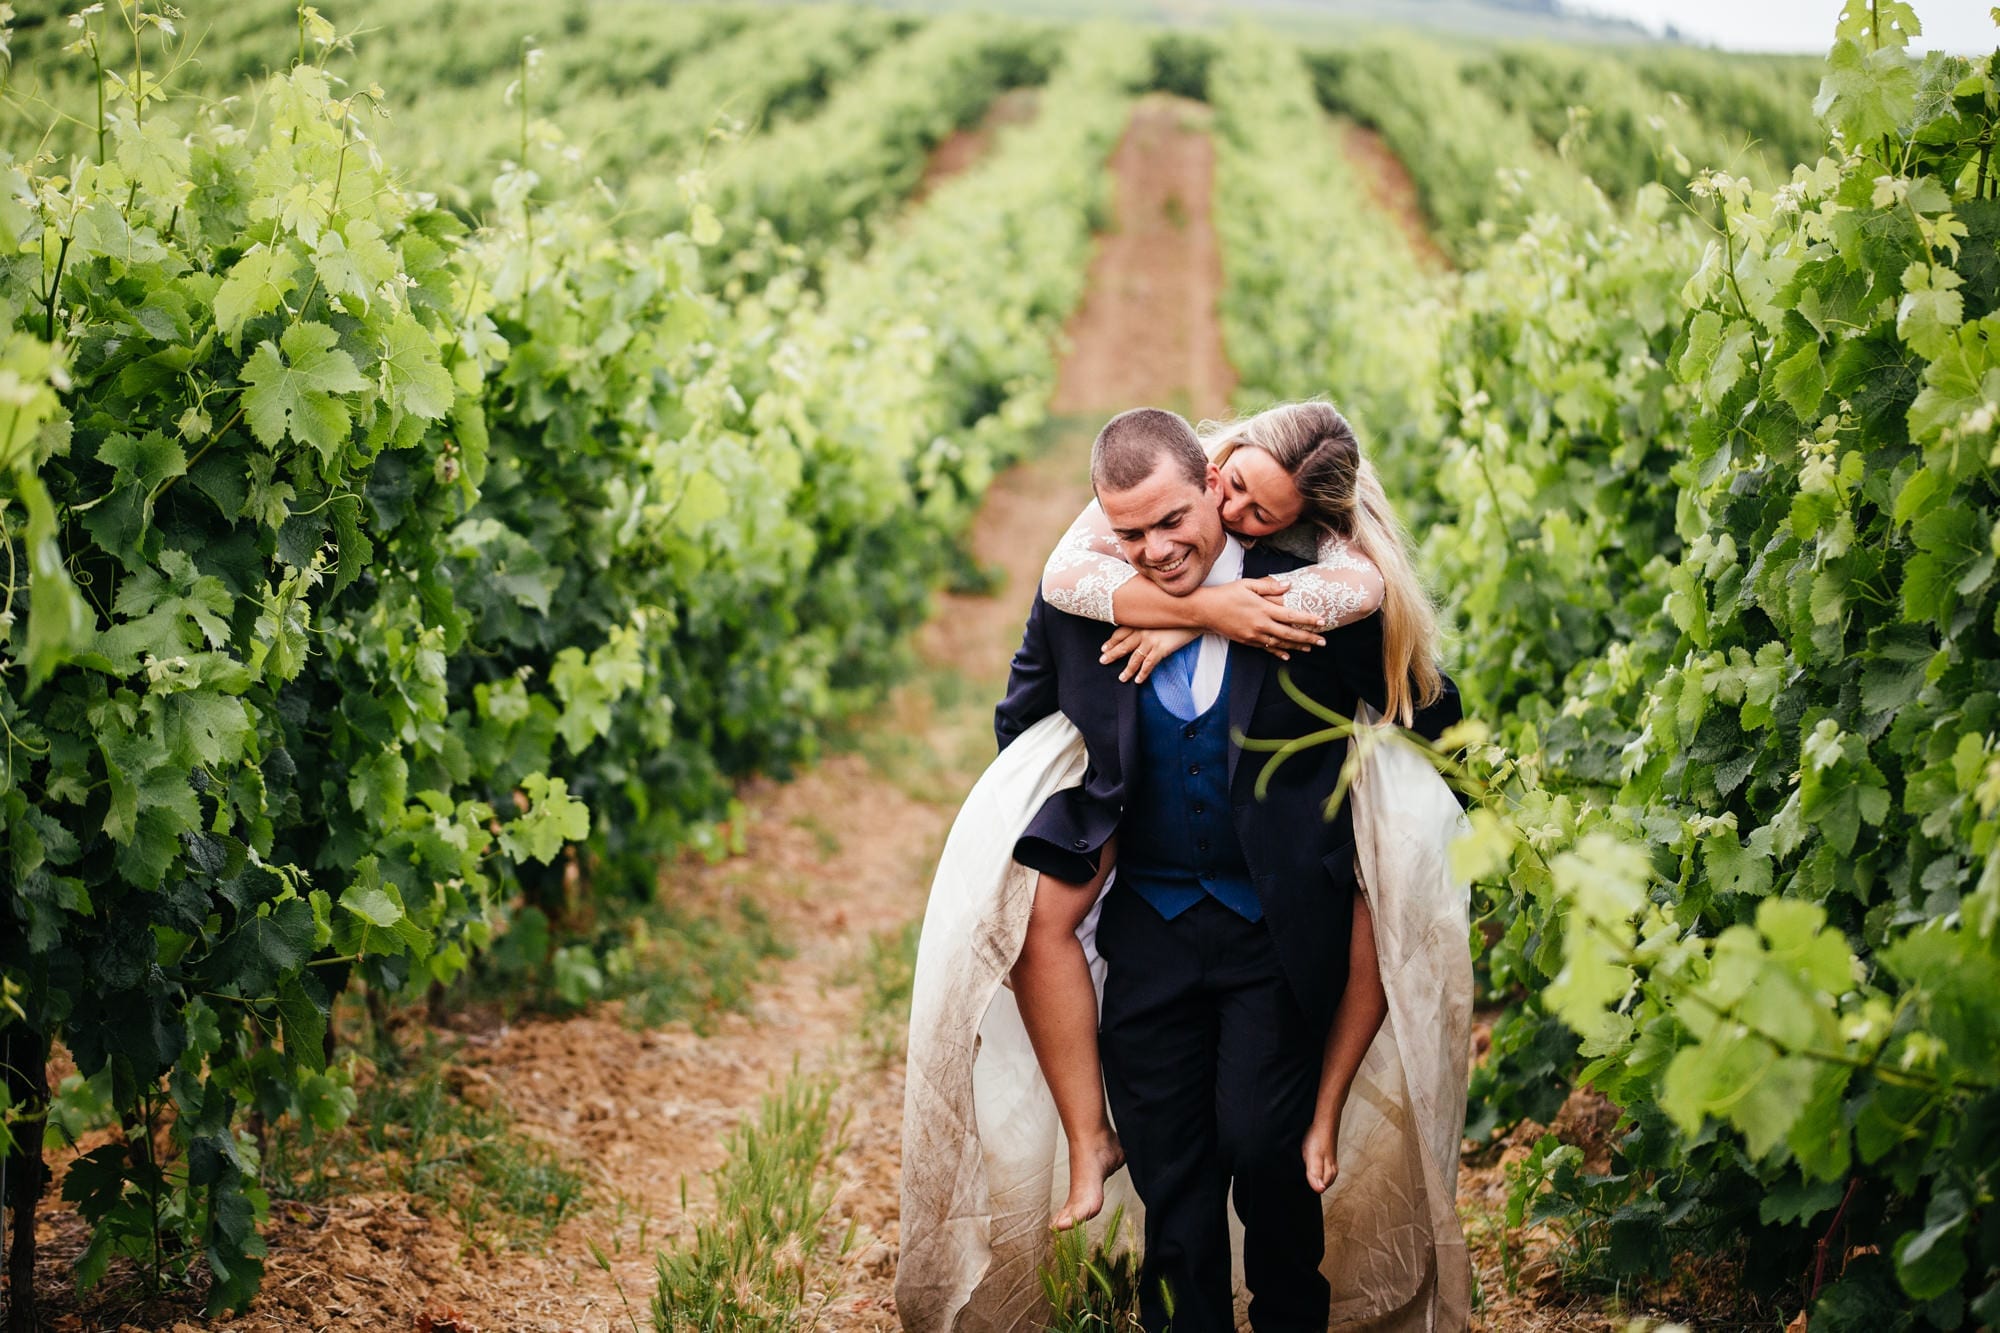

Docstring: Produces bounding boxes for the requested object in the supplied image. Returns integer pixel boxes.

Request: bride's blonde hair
[1198,401,1444,727]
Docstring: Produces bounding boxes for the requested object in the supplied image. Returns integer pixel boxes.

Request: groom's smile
[1098,458,1227,598]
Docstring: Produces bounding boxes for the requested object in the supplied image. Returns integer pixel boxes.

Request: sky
[1567,0,1996,53]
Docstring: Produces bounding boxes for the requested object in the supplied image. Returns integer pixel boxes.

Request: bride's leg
[1303,891,1386,1194]
[1011,840,1124,1231]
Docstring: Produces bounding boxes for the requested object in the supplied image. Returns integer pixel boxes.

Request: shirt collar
[1202,534,1244,589]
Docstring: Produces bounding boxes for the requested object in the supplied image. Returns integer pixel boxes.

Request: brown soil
[1051,95,1237,424]
[1336,120,1454,273]
[22,93,1700,1333]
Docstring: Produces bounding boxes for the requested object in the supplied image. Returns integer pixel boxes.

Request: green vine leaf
[207,898,316,996]
[240,321,367,464]
[378,315,453,421]
[499,773,590,864]
[213,243,299,344]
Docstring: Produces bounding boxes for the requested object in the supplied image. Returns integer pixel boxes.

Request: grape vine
[0,5,1133,1315]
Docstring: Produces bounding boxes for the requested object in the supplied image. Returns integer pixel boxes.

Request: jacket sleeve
[1285,609,1392,718]
[1012,789,1110,885]
[995,594,1118,884]
[994,594,1058,754]
[1412,670,1473,810]
[1411,671,1464,743]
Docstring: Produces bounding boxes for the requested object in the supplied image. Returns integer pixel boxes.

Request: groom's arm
[995,594,1124,885]
[994,593,1059,753]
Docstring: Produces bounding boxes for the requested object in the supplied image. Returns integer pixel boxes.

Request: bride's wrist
[1181,584,1229,633]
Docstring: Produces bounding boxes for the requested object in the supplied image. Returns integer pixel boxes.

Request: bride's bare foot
[1052,1132,1125,1231]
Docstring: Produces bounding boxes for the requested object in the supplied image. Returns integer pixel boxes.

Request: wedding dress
[896,707,1473,1332]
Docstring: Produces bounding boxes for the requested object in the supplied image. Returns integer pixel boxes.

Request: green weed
[264,1031,587,1251]
[1041,1206,1152,1333]
[925,665,994,716]
[466,895,789,1034]
[791,812,845,858]
[854,921,920,1066]
[585,1234,651,1333]
[616,898,790,1031]
[829,716,945,797]
[652,1072,855,1331]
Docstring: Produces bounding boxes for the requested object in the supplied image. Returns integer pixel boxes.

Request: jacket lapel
[1226,543,1287,791]
[1226,643,1267,792]
[1116,667,1139,787]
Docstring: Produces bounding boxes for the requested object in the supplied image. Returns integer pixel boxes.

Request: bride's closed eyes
[1219,450,1305,536]
[1225,468,1276,528]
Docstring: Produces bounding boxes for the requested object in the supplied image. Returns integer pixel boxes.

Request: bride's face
[1217,446,1305,537]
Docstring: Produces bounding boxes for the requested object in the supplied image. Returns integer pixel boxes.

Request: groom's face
[1097,457,1227,598]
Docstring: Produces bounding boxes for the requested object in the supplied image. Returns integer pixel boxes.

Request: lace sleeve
[1269,530,1386,629]
[1040,500,1137,624]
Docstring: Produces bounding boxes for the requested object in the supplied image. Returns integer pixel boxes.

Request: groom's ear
[1204,461,1222,497]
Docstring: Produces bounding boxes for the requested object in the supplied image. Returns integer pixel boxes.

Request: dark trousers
[1096,889,1331,1333]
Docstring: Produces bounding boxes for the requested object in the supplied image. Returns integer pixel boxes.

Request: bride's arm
[1040,502,1322,646]
[1040,500,1142,623]
[1260,527,1387,629]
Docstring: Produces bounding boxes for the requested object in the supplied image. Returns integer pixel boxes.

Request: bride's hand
[1302,1114,1340,1194]
[1100,627,1200,683]
[1196,579,1326,654]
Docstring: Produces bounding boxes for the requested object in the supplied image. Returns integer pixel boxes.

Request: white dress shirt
[1186,535,1244,714]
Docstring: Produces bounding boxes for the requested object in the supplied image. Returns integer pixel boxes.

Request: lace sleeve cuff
[1043,552,1138,623]
[1273,570,1380,627]
[1041,502,1138,624]
[1272,535,1385,629]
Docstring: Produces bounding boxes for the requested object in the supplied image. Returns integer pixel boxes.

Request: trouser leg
[1096,889,1232,1333]
[1211,910,1331,1333]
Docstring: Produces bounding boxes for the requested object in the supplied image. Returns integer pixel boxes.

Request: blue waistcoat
[1118,654,1263,922]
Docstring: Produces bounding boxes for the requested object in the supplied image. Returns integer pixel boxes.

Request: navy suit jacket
[993,542,1463,1029]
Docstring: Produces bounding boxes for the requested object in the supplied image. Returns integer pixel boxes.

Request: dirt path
[913,88,1039,203]
[1336,121,1454,273]
[1052,96,1236,423]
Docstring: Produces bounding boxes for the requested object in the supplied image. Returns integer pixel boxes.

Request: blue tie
[1152,641,1201,721]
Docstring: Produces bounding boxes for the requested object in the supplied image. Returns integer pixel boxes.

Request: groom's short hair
[1091,407,1206,494]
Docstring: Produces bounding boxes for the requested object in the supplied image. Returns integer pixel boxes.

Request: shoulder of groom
[1242,542,1309,577]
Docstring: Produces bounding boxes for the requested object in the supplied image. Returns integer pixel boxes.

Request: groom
[995,407,1458,1333]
